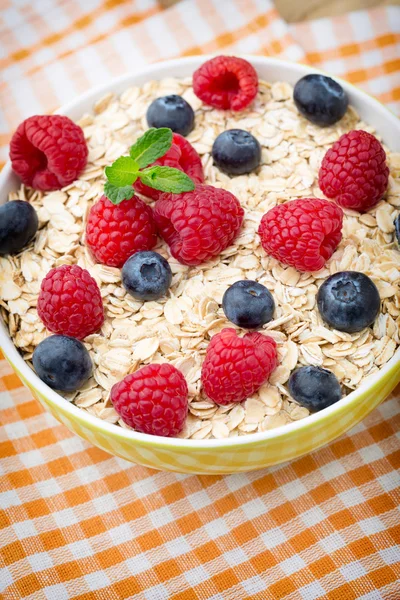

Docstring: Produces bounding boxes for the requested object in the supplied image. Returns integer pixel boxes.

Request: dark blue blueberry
[146,95,194,136]
[395,214,400,246]
[212,129,261,176]
[33,335,92,392]
[293,74,348,127]
[317,271,380,333]
[288,366,342,412]
[0,200,38,255]
[122,251,172,301]
[222,280,275,329]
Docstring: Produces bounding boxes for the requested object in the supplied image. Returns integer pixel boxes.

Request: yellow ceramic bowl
[1,56,399,474]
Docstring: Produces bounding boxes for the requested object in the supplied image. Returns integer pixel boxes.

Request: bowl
[1,55,399,474]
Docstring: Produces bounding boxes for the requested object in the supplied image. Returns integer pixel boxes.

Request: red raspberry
[37,265,104,339]
[258,198,343,272]
[154,184,244,266]
[201,328,277,405]
[111,363,188,437]
[134,133,204,200]
[86,195,157,268]
[193,56,258,111]
[319,130,389,212]
[10,115,88,192]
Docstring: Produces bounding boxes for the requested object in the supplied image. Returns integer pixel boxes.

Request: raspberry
[154,184,244,266]
[37,265,104,339]
[201,328,277,405]
[111,364,188,437]
[10,115,88,192]
[319,130,389,212]
[258,198,343,272]
[193,56,258,111]
[86,195,157,268]
[135,133,204,200]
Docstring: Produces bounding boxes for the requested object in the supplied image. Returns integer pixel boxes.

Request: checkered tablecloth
[1,1,400,598]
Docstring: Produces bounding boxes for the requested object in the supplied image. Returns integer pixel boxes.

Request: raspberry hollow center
[210,72,239,96]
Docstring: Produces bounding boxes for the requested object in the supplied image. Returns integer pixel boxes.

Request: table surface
[160,0,400,22]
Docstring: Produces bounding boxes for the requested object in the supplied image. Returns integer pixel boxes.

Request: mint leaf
[129,128,173,169]
[105,156,139,187]
[138,166,195,193]
[104,182,135,205]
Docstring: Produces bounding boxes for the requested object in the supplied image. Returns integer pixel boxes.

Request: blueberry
[0,200,38,255]
[146,95,194,136]
[122,251,172,301]
[293,74,348,127]
[317,271,380,333]
[33,335,92,392]
[212,129,261,176]
[288,366,342,412]
[222,280,275,329]
[395,214,400,246]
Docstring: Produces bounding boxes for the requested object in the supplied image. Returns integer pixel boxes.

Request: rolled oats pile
[2,76,400,440]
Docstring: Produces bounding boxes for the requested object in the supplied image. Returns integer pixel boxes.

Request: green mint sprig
[103,128,195,204]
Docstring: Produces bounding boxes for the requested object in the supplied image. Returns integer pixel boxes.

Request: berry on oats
[122,251,172,301]
[33,335,92,392]
[395,214,400,246]
[212,129,261,175]
[154,184,244,266]
[135,133,204,200]
[111,363,188,436]
[319,130,389,212]
[222,280,275,329]
[10,115,88,191]
[37,265,104,339]
[293,74,348,127]
[258,198,343,272]
[201,328,277,405]
[146,95,195,137]
[193,56,258,111]
[317,271,381,333]
[0,200,38,255]
[288,366,342,412]
[86,194,157,268]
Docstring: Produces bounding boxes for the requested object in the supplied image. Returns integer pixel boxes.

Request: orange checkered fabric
[1,1,400,598]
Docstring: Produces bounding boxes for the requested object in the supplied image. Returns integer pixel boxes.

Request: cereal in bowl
[1,56,399,439]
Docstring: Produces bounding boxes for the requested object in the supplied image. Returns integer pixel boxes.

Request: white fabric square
[44,583,69,600]
[379,547,400,565]
[109,524,134,546]
[320,532,346,553]
[300,581,327,600]
[280,554,306,576]
[68,539,93,560]
[13,520,37,539]
[28,551,53,571]
[261,528,287,549]
[242,498,267,519]
[149,506,175,528]
[84,571,111,591]
[53,508,78,528]
[224,547,248,567]
[185,565,209,587]
[144,584,170,600]
[125,554,152,575]
[204,518,229,539]
[340,560,367,581]
[20,449,45,467]
[359,516,386,535]
[241,575,266,594]
[165,536,191,558]
[338,489,365,507]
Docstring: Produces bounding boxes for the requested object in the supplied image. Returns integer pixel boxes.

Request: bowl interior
[1,55,399,451]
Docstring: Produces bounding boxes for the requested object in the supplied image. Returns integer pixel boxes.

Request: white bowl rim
[1,54,399,451]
